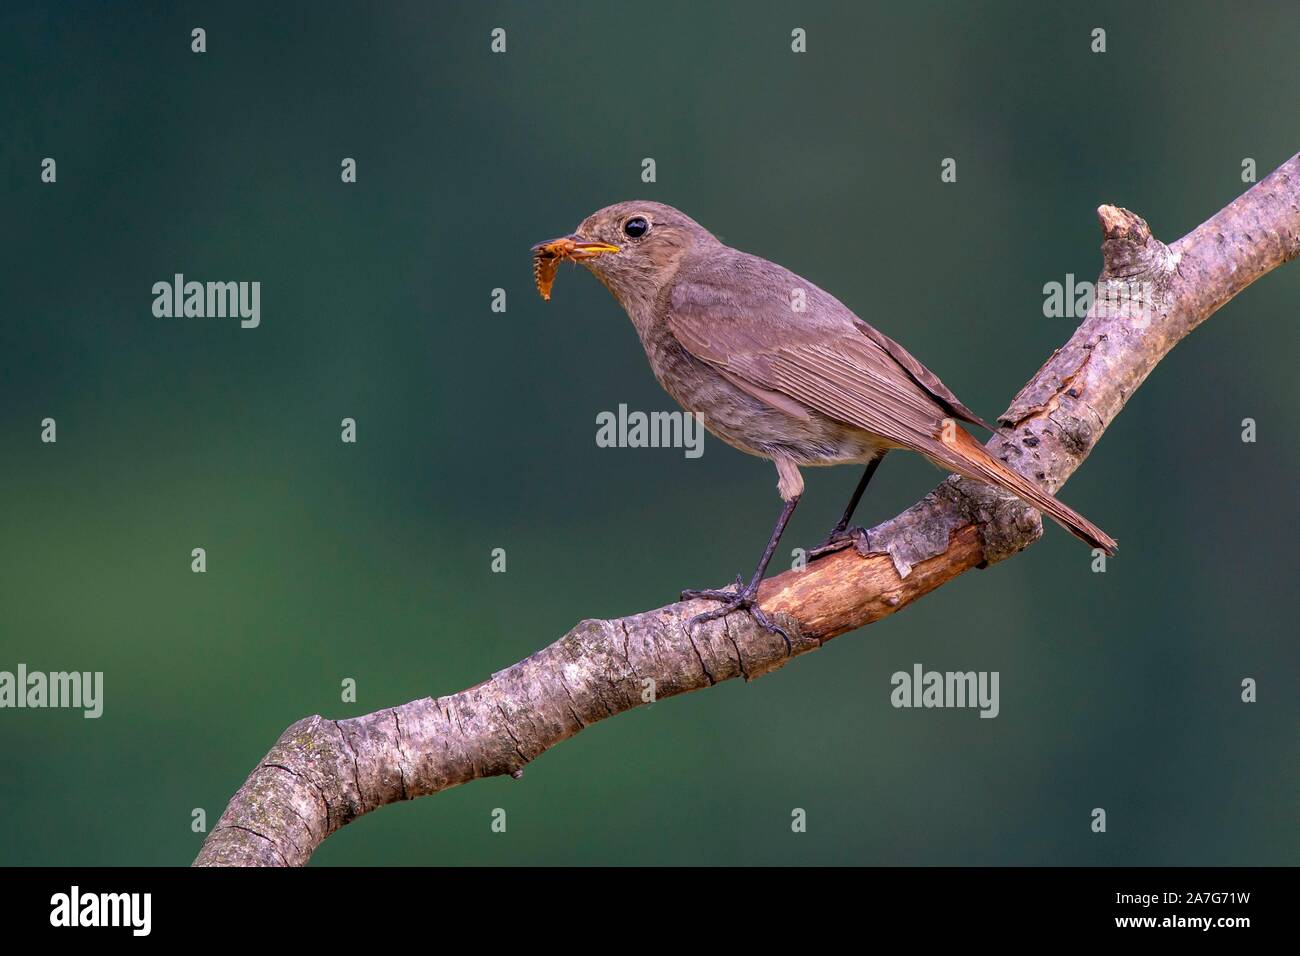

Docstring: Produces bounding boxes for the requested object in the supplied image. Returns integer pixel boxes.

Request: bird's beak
[531,235,620,260]
[532,235,620,300]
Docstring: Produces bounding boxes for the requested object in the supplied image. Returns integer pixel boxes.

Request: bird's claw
[808,525,871,560]
[681,579,793,654]
[680,575,744,602]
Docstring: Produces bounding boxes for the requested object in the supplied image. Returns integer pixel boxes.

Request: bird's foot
[808,525,872,560]
[680,577,793,653]
[680,575,745,604]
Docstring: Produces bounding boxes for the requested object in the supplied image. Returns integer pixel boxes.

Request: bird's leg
[681,495,800,650]
[809,453,886,559]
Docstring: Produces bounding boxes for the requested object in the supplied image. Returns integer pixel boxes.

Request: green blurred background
[1,1,1296,866]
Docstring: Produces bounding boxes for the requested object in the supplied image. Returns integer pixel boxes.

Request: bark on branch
[195,154,1300,867]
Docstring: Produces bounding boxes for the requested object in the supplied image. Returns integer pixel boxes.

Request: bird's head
[533,201,717,307]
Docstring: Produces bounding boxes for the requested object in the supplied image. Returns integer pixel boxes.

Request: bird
[533,201,1116,642]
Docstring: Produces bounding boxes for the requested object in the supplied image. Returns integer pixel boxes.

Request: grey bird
[533,201,1116,641]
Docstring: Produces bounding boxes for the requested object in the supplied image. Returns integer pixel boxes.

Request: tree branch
[195,153,1300,866]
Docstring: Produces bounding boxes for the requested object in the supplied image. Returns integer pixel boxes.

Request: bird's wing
[851,321,997,432]
[666,254,996,451]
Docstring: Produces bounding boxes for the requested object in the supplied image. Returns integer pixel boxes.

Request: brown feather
[665,248,1115,554]
[943,429,1118,555]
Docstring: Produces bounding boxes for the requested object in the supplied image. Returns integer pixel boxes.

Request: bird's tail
[938,428,1117,556]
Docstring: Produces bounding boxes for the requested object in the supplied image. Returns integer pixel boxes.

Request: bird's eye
[623,216,650,239]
